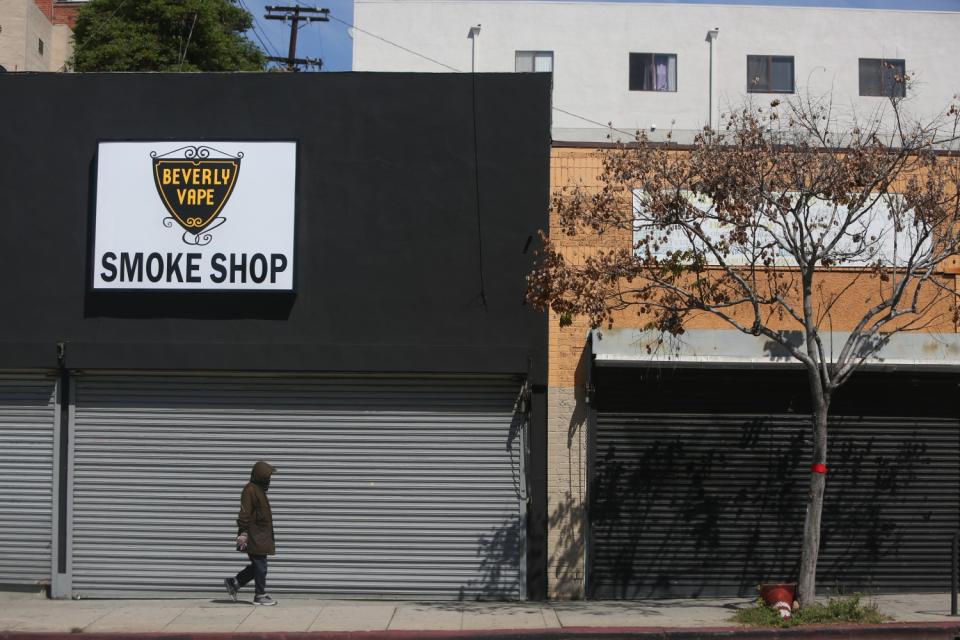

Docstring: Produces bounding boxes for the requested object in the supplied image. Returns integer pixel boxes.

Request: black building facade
[0,72,550,599]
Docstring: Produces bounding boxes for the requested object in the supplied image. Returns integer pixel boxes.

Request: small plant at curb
[732,595,890,628]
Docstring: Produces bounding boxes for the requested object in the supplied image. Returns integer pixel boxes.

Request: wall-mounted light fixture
[706,28,720,130]
[467,24,481,73]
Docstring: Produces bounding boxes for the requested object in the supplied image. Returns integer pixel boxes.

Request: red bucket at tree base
[759,582,797,619]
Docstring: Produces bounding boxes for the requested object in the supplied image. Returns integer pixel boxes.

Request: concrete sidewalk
[0,592,957,636]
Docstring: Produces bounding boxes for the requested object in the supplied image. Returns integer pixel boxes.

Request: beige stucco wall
[0,0,61,71]
[24,0,53,70]
[50,21,70,70]
[0,0,28,71]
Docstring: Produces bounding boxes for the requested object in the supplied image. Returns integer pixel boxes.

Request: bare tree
[528,90,960,605]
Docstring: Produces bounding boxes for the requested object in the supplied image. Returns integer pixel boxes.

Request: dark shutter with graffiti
[589,368,959,598]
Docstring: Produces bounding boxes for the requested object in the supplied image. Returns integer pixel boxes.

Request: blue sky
[240,0,960,72]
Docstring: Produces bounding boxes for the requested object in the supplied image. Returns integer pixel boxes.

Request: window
[38,38,44,56]
[515,51,553,73]
[859,58,906,97]
[629,53,677,92]
[747,55,794,93]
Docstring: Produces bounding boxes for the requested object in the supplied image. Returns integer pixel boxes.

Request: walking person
[224,461,278,606]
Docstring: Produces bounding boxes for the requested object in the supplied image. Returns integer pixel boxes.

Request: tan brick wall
[543,145,959,599]
[548,148,624,389]
[547,148,957,385]
[547,148,609,598]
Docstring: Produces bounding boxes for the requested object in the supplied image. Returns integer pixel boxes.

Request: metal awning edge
[591,328,960,371]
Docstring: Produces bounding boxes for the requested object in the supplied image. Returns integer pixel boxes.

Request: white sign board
[633,190,924,268]
[92,141,297,291]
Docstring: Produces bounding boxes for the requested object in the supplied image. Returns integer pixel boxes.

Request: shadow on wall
[465,515,526,600]
[549,346,593,600]
[546,351,592,600]
[67,375,541,599]
[460,406,529,600]
[817,421,930,591]
[548,492,585,600]
[589,416,805,598]
[588,412,935,598]
[761,333,891,363]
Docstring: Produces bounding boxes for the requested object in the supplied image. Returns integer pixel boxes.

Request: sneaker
[224,578,239,602]
[253,594,277,606]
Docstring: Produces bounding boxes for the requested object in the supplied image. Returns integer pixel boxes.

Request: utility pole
[264,5,330,71]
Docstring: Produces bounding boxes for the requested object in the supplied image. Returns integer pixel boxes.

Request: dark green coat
[236,461,276,556]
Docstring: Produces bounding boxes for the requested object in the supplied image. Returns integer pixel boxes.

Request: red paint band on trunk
[811,463,827,474]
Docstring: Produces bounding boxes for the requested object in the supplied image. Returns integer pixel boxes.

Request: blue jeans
[236,554,268,595]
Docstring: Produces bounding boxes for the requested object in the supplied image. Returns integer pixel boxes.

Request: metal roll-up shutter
[72,374,525,599]
[0,374,57,587]
[589,368,959,599]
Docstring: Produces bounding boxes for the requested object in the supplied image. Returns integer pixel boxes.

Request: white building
[353,1,960,142]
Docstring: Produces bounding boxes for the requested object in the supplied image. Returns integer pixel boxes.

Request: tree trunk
[797,396,829,608]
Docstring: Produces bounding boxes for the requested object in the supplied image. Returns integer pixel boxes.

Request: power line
[67,0,288,72]
[237,0,283,59]
[315,23,327,65]
[265,5,329,71]
[291,1,328,65]
[250,24,282,60]
[61,0,130,70]
[327,13,461,72]
[178,11,199,70]
[551,106,638,137]
[331,11,633,308]
[290,0,329,64]
[332,13,628,132]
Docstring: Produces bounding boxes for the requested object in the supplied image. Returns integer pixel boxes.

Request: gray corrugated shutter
[589,368,959,598]
[71,374,525,599]
[0,374,56,586]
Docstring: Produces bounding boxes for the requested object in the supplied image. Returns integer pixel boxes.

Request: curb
[4,622,960,640]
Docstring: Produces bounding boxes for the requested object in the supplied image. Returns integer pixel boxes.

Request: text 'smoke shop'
[93,141,296,290]
[0,73,550,600]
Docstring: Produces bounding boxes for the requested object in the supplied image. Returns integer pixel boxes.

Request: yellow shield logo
[152,146,242,245]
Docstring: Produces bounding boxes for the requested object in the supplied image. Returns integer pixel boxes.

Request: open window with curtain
[629,53,677,92]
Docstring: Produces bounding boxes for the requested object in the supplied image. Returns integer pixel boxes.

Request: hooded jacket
[236,461,276,556]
